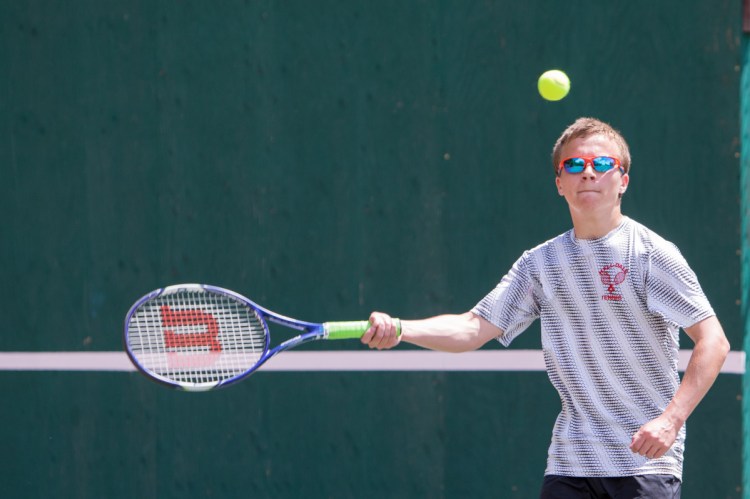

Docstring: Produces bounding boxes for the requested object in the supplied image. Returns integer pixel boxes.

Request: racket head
[124,284,270,391]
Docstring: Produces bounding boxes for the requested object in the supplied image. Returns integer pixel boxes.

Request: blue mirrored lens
[563,158,586,173]
[592,157,616,172]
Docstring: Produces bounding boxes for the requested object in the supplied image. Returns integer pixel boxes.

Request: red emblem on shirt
[599,263,628,301]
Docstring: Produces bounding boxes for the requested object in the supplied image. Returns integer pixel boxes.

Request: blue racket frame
[124,284,388,391]
[124,284,328,391]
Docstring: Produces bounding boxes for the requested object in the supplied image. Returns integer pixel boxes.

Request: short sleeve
[646,242,715,328]
[472,252,541,346]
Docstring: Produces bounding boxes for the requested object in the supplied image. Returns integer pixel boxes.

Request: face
[555,134,629,216]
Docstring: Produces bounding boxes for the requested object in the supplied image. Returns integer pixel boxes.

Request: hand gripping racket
[124,284,400,391]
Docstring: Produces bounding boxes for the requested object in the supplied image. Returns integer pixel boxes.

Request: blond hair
[551,117,631,176]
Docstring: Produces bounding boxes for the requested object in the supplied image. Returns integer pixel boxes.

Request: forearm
[663,318,730,427]
[631,316,729,458]
[401,312,501,352]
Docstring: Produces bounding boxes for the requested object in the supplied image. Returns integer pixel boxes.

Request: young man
[362,117,730,498]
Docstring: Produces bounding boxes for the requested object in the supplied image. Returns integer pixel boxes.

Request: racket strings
[127,289,268,386]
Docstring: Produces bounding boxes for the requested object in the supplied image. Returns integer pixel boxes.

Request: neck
[569,208,624,240]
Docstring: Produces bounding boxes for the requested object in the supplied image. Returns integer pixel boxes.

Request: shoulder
[515,230,572,271]
[527,229,572,254]
[625,218,689,270]
[626,218,683,256]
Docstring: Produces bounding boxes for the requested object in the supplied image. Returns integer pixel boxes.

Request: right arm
[361,311,502,352]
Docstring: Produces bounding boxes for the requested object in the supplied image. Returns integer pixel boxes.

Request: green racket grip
[324,319,401,340]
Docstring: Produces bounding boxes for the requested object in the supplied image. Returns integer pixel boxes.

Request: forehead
[560,134,621,159]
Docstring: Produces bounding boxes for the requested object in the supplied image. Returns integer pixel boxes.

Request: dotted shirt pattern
[472,217,715,480]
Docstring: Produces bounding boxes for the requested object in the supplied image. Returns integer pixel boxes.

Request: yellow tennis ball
[538,70,570,101]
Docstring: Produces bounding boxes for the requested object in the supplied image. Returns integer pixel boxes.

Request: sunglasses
[557,156,624,175]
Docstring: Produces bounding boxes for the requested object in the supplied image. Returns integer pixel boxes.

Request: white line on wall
[0,350,744,374]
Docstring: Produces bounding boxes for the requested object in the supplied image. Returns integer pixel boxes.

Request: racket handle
[324,319,401,340]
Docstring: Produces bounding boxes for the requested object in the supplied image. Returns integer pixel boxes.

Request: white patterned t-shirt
[472,217,714,480]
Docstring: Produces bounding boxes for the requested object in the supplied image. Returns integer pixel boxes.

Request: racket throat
[272,330,327,356]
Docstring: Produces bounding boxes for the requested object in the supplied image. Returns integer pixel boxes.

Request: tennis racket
[124,284,400,391]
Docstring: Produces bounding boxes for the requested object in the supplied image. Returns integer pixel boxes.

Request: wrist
[663,406,687,430]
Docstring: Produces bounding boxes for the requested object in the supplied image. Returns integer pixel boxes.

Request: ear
[620,172,630,194]
[555,176,564,196]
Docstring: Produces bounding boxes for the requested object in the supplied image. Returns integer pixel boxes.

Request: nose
[581,164,597,179]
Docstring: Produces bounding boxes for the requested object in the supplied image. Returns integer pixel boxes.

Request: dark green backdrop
[0,1,743,497]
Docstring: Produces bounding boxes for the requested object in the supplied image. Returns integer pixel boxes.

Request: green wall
[0,1,742,497]
[741,11,750,499]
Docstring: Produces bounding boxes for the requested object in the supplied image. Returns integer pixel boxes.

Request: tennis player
[362,117,730,498]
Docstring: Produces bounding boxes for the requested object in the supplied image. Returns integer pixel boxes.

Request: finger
[371,320,398,350]
[374,321,397,350]
[382,321,400,349]
[629,432,644,453]
[631,431,655,456]
[645,445,662,459]
[639,443,655,458]
[367,318,388,349]
[360,318,377,344]
[362,313,387,345]
[637,437,664,459]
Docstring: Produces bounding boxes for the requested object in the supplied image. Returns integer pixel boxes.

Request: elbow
[445,334,486,353]
[719,335,731,358]
[690,316,731,360]
[446,342,481,354]
[462,334,492,353]
[705,333,731,362]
